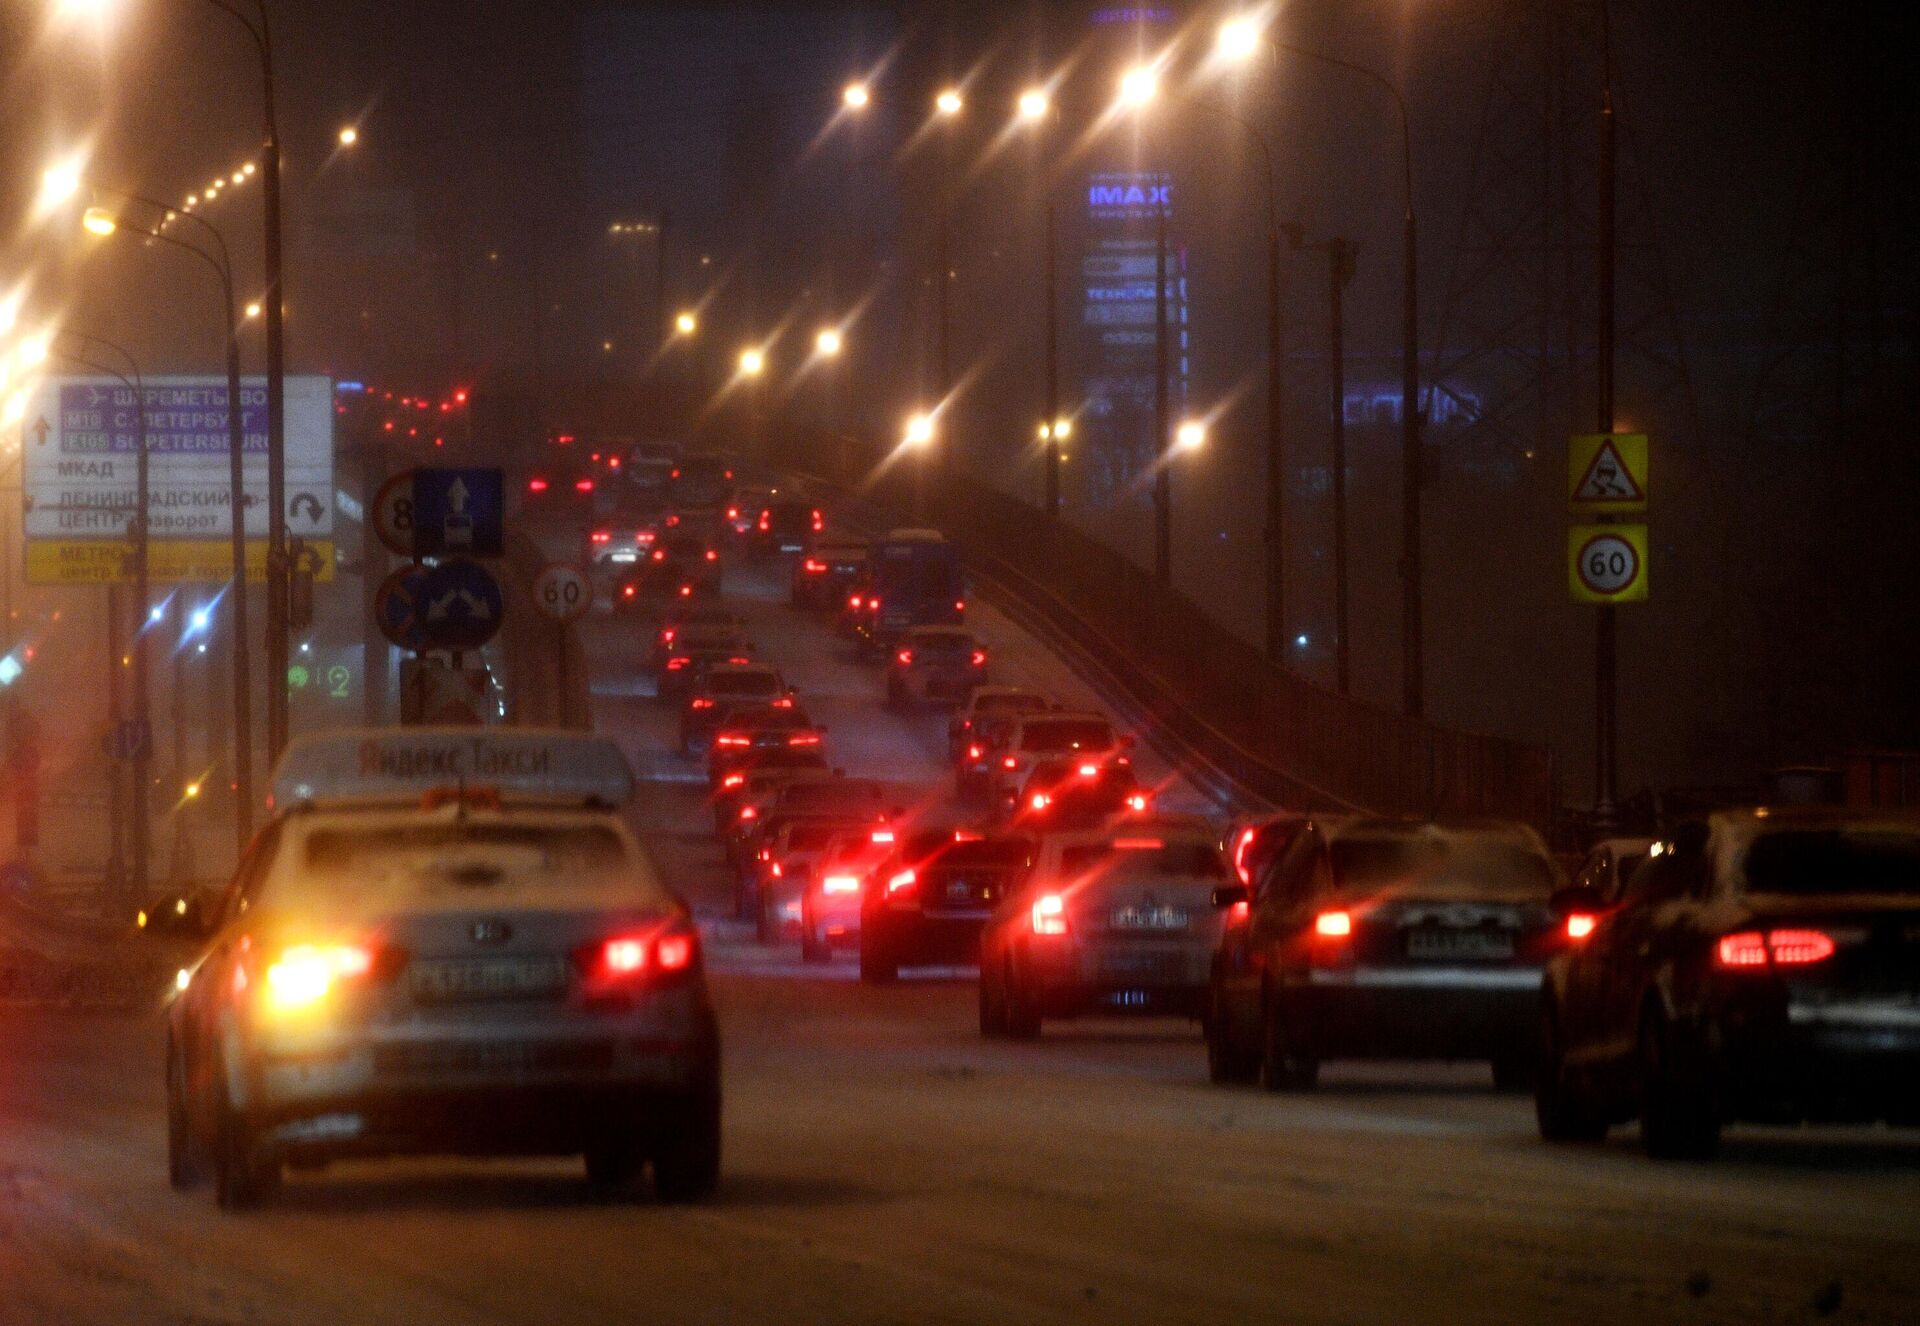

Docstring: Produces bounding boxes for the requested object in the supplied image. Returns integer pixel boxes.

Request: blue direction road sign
[412,468,504,557]
[375,565,436,652]
[416,559,504,652]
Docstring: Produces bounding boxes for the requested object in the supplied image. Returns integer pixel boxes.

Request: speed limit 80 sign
[533,563,593,622]
[1568,524,1649,604]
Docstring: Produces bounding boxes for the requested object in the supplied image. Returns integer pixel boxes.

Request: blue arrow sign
[375,565,436,652]
[412,467,504,557]
[415,559,504,652]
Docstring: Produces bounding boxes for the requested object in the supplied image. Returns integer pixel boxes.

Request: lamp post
[52,332,148,906]
[932,89,963,472]
[81,195,256,847]
[1221,18,1425,713]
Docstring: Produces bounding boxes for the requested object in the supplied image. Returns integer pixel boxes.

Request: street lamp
[674,311,698,336]
[842,82,871,111]
[934,88,964,117]
[903,412,935,448]
[37,156,85,212]
[1219,15,1426,714]
[1016,89,1049,123]
[1175,420,1207,451]
[82,206,117,236]
[814,327,843,358]
[1118,65,1159,109]
[737,347,766,377]
[336,125,358,147]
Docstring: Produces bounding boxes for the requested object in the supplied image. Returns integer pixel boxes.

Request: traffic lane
[4,992,1917,1325]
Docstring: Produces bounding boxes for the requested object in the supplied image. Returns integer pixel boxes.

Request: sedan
[862,829,1035,984]
[1537,808,1920,1158]
[886,627,988,708]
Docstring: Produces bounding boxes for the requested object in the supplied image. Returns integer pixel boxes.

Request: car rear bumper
[1717,1003,1920,1123]
[1292,965,1542,1058]
[1025,940,1210,1018]
[867,910,988,964]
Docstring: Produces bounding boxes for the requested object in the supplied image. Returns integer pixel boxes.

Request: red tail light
[622,584,637,598]
[679,584,693,597]
[803,559,826,574]
[867,597,881,613]
[651,549,667,562]
[738,805,758,822]
[788,732,823,746]
[848,595,863,609]
[715,735,751,747]
[896,649,914,666]
[1564,913,1598,942]
[770,696,794,708]
[885,868,917,895]
[528,477,549,493]
[1002,756,1018,770]
[1125,793,1149,812]
[971,650,987,667]
[1029,792,1050,811]
[721,773,746,789]
[1313,910,1353,938]
[1031,893,1068,936]
[666,514,681,527]
[575,478,594,493]
[870,829,895,844]
[666,656,690,670]
[821,874,860,895]
[1232,826,1257,885]
[967,744,983,760]
[659,628,676,644]
[811,509,823,531]
[1717,928,1836,968]
[757,511,771,531]
[591,531,611,544]
[706,549,719,561]
[727,506,740,520]
[580,928,699,986]
[1229,899,1251,923]
[689,697,714,709]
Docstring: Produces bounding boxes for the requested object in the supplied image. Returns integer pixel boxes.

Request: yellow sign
[25,539,336,586]
[1569,525,1648,604]
[1568,432,1648,513]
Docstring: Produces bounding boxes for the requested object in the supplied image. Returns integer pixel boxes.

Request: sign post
[1567,425,1650,824]
[532,563,592,728]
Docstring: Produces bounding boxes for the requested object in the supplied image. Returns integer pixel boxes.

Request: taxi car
[1204,816,1564,1091]
[978,817,1227,1036]
[886,627,988,708]
[862,829,1034,984]
[1536,808,1920,1158]
[165,729,720,1209]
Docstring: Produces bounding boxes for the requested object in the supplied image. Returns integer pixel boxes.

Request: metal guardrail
[770,427,1558,832]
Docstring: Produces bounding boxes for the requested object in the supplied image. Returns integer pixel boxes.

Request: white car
[165,729,721,1208]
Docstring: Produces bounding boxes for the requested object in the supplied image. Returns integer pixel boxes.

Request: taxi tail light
[1716,928,1836,969]
[580,927,700,987]
[803,559,827,574]
[896,649,914,666]
[885,868,917,895]
[811,509,824,531]
[1031,893,1068,936]
[971,650,987,667]
[822,874,861,896]
[967,744,983,761]
[591,530,612,544]
[721,772,746,789]
[788,732,823,746]
[689,696,715,708]
[260,942,383,1012]
[527,477,549,493]
[1125,793,1149,812]
[1564,913,1598,942]
[575,478,594,493]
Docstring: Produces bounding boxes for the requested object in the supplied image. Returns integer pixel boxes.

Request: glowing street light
[1038,417,1073,442]
[674,311,698,336]
[337,126,358,147]
[1217,15,1265,64]
[842,82,871,111]
[934,88,964,117]
[738,347,766,377]
[1016,88,1050,123]
[903,412,936,448]
[1118,65,1159,109]
[1175,420,1208,451]
[16,332,50,367]
[244,301,262,320]
[38,158,83,210]
[814,327,843,358]
[81,206,117,236]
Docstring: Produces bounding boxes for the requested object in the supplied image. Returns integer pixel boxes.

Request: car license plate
[409,955,572,1002]
[1110,905,1189,931]
[1405,929,1514,961]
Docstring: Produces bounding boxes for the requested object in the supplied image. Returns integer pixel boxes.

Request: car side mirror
[1211,883,1251,910]
[1548,884,1606,918]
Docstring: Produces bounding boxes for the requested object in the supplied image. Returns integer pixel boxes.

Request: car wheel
[858,934,898,985]
[584,1133,647,1197]
[1638,1007,1720,1160]
[1001,960,1041,1040]
[1257,993,1318,1092]
[1534,1007,1609,1143]
[166,1037,205,1191]
[212,1074,279,1211]
[1204,986,1259,1086]
[652,1081,722,1203]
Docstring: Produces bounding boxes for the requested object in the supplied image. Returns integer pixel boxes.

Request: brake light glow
[528,478,549,493]
[967,744,983,761]
[1030,793,1050,811]
[1031,894,1068,936]
[716,735,751,747]
[1565,913,1598,942]
[738,805,758,821]
[1229,899,1251,923]
[591,531,611,544]
[768,862,783,878]
[1003,756,1019,770]
[667,656,690,670]
[848,595,863,609]
[575,478,594,493]
[622,585,637,598]
[1314,910,1353,938]
[788,733,823,746]
[1112,837,1163,850]
[706,549,719,561]
[1232,826,1257,885]
[770,696,794,708]
[885,868,917,894]
[727,507,740,520]
[757,511,771,531]
[679,584,693,597]
[590,930,697,982]
[1079,763,1098,777]
[1126,794,1149,812]
[896,649,914,665]
[1717,928,1836,968]
[690,697,714,709]
[822,875,860,895]
[803,559,826,574]
[721,773,746,788]
[971,650,987,667]
[870,829,895,844]
[262,944,375,1012]
[659,628,677,644]
[954,600,966,613]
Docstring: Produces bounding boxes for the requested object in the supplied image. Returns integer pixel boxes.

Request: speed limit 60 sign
[1569,525,1649,604]
[533,562,593,622]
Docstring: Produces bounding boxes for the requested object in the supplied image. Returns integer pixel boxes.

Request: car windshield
[1331,834,1556,900]
[1020,719,1114,753]
[1742,828,1920,896]
[285,823,643,905]
[706,673,779,696]
[1059,841,1224,880]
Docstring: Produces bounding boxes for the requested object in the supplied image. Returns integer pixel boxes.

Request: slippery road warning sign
[1569,525,1649,604]
[1568,433,1648,513]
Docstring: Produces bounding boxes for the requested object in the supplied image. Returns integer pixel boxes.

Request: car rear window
[1020,719,1115,753]
[1742,829,1920,897]
[1331,836,1555,900]
[1060,842,1223,879]
[706,672,780,696]
[784,823,842,851]
[289,823,646,903]
[911,633,972,654]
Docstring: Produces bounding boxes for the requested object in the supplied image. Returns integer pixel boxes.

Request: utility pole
[1593,0,1620,825]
